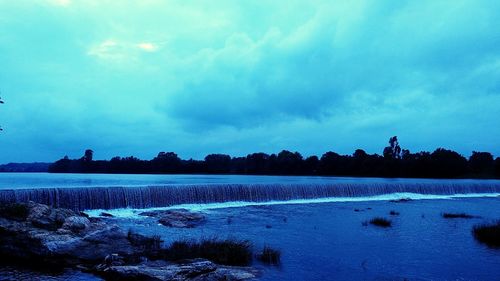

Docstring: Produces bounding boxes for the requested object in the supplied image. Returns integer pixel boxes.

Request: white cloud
[137,42,158,52]
[87,39,119,59]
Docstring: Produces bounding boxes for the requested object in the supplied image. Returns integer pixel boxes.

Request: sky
[0,0,499,163]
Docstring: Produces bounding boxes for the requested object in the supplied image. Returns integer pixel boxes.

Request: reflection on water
[1,173,499,189]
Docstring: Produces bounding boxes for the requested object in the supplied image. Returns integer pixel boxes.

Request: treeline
[48,137,500,179]
[0,162,51,173]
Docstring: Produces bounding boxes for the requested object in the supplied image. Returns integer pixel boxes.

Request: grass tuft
[161,238,252,266]
[256,246,281,265]
[389,210,400,216]
[127,230,163,254]
[442,213,475,219]
[472,221,500,248]
[367,217,392,228]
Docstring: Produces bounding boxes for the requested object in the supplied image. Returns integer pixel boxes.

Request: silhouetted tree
[469,151,494,175]
[303,156,319,174]
[275,150,303,175]
[47,138,499,179]
[152,152,181,173]
[495,157,500,178]
[383,136,401,159]
[246,153,270,174]
[204,154,232,174]
[319,152,350,175]
[430,148,467,178]
[83,149,94,162]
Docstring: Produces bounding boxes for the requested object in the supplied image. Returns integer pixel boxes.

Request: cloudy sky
[0,0,499,163]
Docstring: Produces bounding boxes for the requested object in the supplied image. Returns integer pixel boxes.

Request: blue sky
[0,0,499,162]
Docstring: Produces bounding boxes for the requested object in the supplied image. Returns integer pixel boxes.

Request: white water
[84,192,500,218]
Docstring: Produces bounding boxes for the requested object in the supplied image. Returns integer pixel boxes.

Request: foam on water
[84,192,500,218]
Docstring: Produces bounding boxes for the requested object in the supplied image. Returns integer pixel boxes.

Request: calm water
[0,173,499,189]
[112,197,500,281]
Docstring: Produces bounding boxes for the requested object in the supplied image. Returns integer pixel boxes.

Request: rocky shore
[0,202,257,280]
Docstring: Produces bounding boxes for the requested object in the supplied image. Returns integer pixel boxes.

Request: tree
[383,136,401,159]
[83,149,94,162]
[469,151,494,175]
[152,152,182,173]
[430,148,467,178]
[204,154,232,173]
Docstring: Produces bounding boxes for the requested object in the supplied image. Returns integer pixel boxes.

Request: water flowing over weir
[1,181,500,211]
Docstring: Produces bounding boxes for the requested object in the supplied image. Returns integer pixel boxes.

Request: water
[104,197,500,281]
[1,173,499,211]
[0,173,499,189]
[1,173,499,280]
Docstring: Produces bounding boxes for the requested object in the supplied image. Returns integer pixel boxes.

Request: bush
[256,246,281,265]
[442,213,475,219]
[368,217,392,228]
[162,238,252,266]
[0,203,29,221]
[472,221,500,248]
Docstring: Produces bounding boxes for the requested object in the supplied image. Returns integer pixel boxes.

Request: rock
[97,259,257,281]
[0,202,136,265]
[100,212,114,217]
[390,198,412,203]
[27,202,76,230]
[140,209,205,228]
[62,216,91,232]
[0,203,260,281]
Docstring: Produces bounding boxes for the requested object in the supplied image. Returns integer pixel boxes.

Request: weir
[1,182,500,211]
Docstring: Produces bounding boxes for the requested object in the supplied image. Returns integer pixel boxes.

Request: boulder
[62,216,91,232]
[140,209,205,228]
[97,259,257,281]
[27,202,76,230]
[100,212,114,217]
[0,202,136,265]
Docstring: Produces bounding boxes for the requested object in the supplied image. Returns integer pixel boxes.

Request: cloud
[161,0,500,133]
[137,42,158,52]
[87,39,120,59]
[0,0,499,162]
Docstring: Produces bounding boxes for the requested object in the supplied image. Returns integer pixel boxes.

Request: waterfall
[0,182,499,211]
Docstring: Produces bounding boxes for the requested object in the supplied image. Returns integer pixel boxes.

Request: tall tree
[83,149,94,162]
[383,136,401,159]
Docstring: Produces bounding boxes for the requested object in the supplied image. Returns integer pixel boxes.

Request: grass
[160,238,252,266]
[127,230,163,254]
[442,213,475,219]
[472,221,500,248]
[367,217,392,228]
[0,203,29,221]
[389,210,400,216]
[256,246,281,265]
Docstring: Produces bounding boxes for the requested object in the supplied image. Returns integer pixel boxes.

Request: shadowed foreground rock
[0,202,257,280]
[97,259,257,281]
[0,202,135,265]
